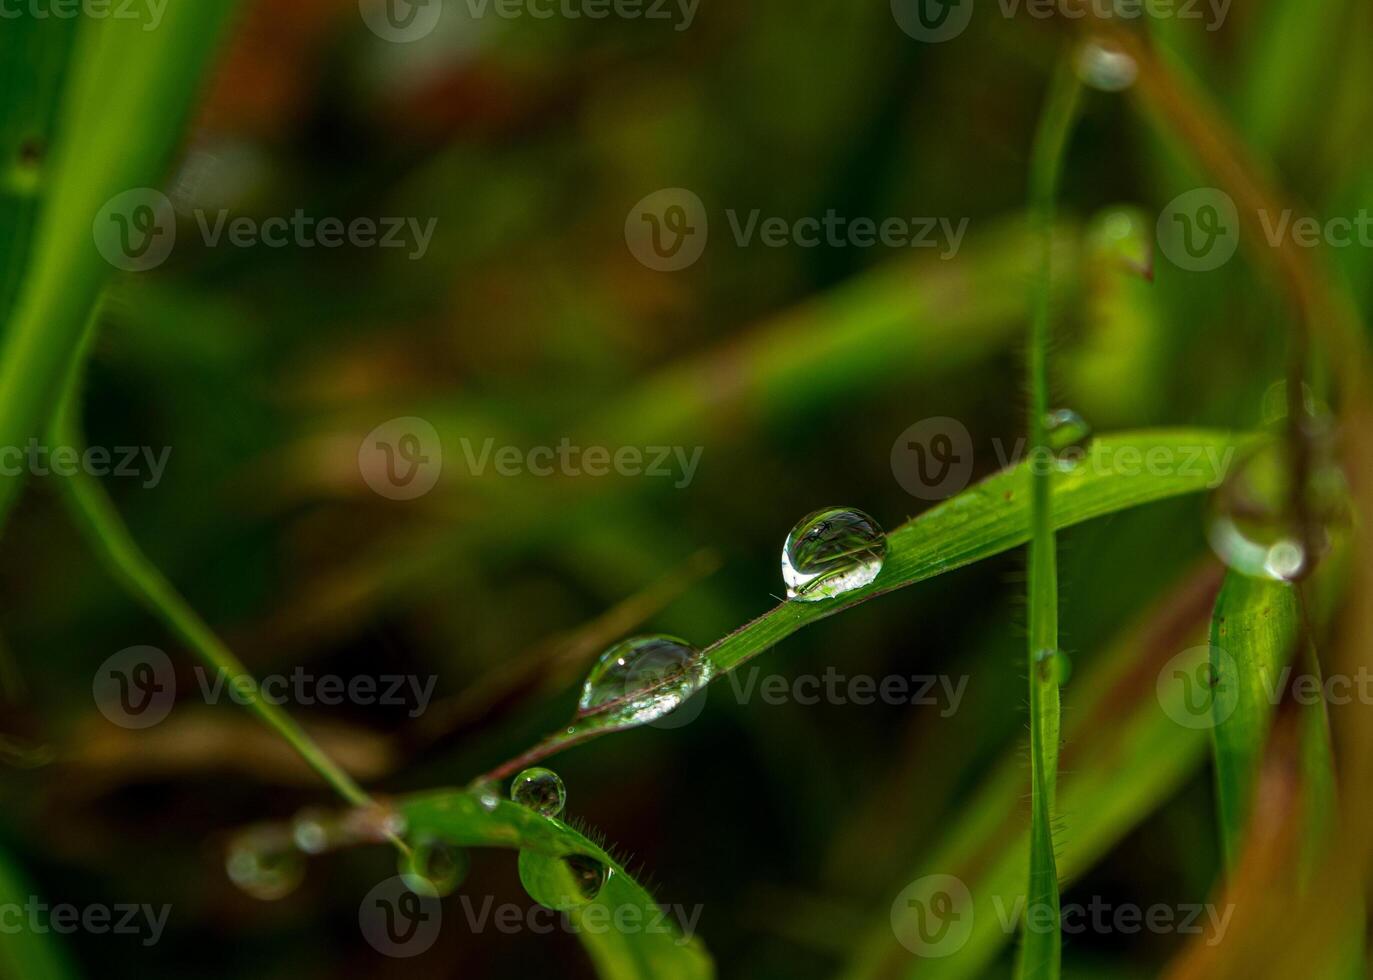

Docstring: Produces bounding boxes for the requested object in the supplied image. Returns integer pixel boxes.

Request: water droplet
[1035,649,1072,685]
[782,507,887,601]
[1208,441,1348,582]
[577,634,711,730]
[471,779,501,812]
[511,767,566,817]
[1088,207,1152,279]
[1076,39,1137,92]
[518,850,609,911]
[1045,409,1092,453]
[399,836,467,897]
[226,829,304,901]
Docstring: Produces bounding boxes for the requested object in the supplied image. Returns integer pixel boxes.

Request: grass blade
[0,4,237,529]
[399,790,712,979]
[1207,573,1296,868]
[1018,56,1082,980]
[485,429,1252,779]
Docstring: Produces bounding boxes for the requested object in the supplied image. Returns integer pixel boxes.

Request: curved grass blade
[484,429,1253,779]
[400,790,712,980]
[1017,55,1082,980]
[0,2,238,530]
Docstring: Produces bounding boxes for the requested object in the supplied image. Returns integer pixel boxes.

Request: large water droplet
[518,850,609,911]
[782,507,887,601]
[399,836,467,897]
[1208,441,1348,582]
[511,767,566,817]
[226,828,304,901]
[577,634,711,731]
[1076,39,1137,92]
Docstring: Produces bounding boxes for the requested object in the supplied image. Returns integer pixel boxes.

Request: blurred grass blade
[1017,56,1081,980]
[400,791,712,980]
[0,847,76,980]
[485,430,1253,779]
[1208,573,1296,868]
[0,3,238,529]
[0,15,77,329]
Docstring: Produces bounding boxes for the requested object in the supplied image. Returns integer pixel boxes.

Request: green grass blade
[0,846,77,980]
[1018,57,1081,980]
[0,15,77,329]
[1208,573,1295,868]
[399,791,713,980]
[486,429,1253,778]
[0,3,237,530]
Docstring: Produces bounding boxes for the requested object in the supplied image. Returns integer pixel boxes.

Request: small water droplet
[518,850,609,911]
[511,767,566,817]
[577,635,711,730]
[1076,39,1137,92]
[291,809,332,854]
[782,507,887,601]
[1045,409,1092,453]
[1035,649,1072,685]
[471,779,501,812]
[226,829,304,901]
[1208,441,1348,582]
[1260,380,1327,429]
[399,837,467,897]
